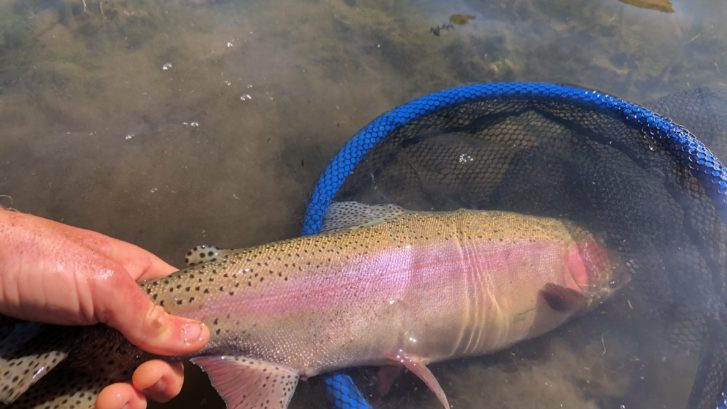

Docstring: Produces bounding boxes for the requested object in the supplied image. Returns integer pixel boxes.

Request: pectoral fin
[540,283,588,312]
[389,352,450,409]
[191,356,299,409]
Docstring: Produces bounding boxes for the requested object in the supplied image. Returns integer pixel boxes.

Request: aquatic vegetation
[429,23,453,36]
[448,14,475,25]
[619,0,674,13]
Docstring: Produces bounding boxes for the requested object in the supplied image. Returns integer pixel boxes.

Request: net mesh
[301,83,727,409]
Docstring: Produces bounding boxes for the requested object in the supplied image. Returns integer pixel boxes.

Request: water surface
[1,0,726,407]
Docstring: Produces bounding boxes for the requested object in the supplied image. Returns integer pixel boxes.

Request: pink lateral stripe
[191,240,565,319]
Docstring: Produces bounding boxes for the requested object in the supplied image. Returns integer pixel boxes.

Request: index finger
[110,242,177,282]
[90,234,178,281]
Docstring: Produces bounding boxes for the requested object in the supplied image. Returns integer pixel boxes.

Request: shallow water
[1,0,726,408]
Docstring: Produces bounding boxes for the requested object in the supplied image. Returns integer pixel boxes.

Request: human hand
[0,209,209,408]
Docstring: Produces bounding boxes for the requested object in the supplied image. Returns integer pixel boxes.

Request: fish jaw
[566,233,627,305]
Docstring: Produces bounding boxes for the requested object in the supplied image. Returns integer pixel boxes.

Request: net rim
[301,82,727,236]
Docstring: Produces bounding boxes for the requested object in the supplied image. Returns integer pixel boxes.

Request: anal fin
[389,351,449,409]
[191,355,299,409]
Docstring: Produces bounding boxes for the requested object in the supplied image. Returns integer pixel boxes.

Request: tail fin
[0,322,140,408]
[0,319,71,404]
[4,365,112,408]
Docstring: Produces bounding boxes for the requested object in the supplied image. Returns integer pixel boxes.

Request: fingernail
[182,321,204,344]
[149,378,167,394]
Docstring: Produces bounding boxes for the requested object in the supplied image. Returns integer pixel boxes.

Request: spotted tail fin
[0,319,71,404]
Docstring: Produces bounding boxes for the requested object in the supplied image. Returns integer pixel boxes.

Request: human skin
[0,209,209,409]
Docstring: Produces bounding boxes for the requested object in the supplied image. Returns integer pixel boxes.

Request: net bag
[300,83,727,409]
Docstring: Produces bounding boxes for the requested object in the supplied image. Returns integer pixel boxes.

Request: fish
[0,202,625,409]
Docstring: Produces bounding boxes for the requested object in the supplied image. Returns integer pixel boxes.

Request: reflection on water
[1,0,726,408]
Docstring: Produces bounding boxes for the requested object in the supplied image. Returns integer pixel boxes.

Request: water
[1,0,726,408]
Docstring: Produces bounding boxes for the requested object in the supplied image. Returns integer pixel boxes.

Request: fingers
[98,238,177,281]
[52,218,177,281]
[80,232,178,281]
[96,383,146,409]
[132,360,185,403]
[96,361,184,408]
[93,270,209,356]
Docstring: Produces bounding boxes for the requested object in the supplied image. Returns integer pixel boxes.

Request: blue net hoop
[299,82,727,409]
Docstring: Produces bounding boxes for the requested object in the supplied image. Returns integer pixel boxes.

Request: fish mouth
[567,234,627,297]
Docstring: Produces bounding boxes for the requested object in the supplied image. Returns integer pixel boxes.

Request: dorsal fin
[184,245,234,266]
[322,201,406,233]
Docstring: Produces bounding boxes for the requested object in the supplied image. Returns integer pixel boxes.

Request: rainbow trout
[0,202,625,408]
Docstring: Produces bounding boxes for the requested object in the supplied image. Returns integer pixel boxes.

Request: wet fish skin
[2,208,623,409]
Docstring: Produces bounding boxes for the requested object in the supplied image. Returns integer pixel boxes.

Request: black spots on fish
[189,297,195,303]
[247,281,252,287]
[229,291,235,296]
[215,328,221,335]
[185,286,191,292]
[176,299,183,305]
[159,300,165,306]
[204,288,210,294]
[219,286,225,292]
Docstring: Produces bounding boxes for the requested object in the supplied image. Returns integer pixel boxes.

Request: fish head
[565,227,630,308]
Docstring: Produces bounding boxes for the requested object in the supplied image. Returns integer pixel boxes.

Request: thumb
[94,269,209,356]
